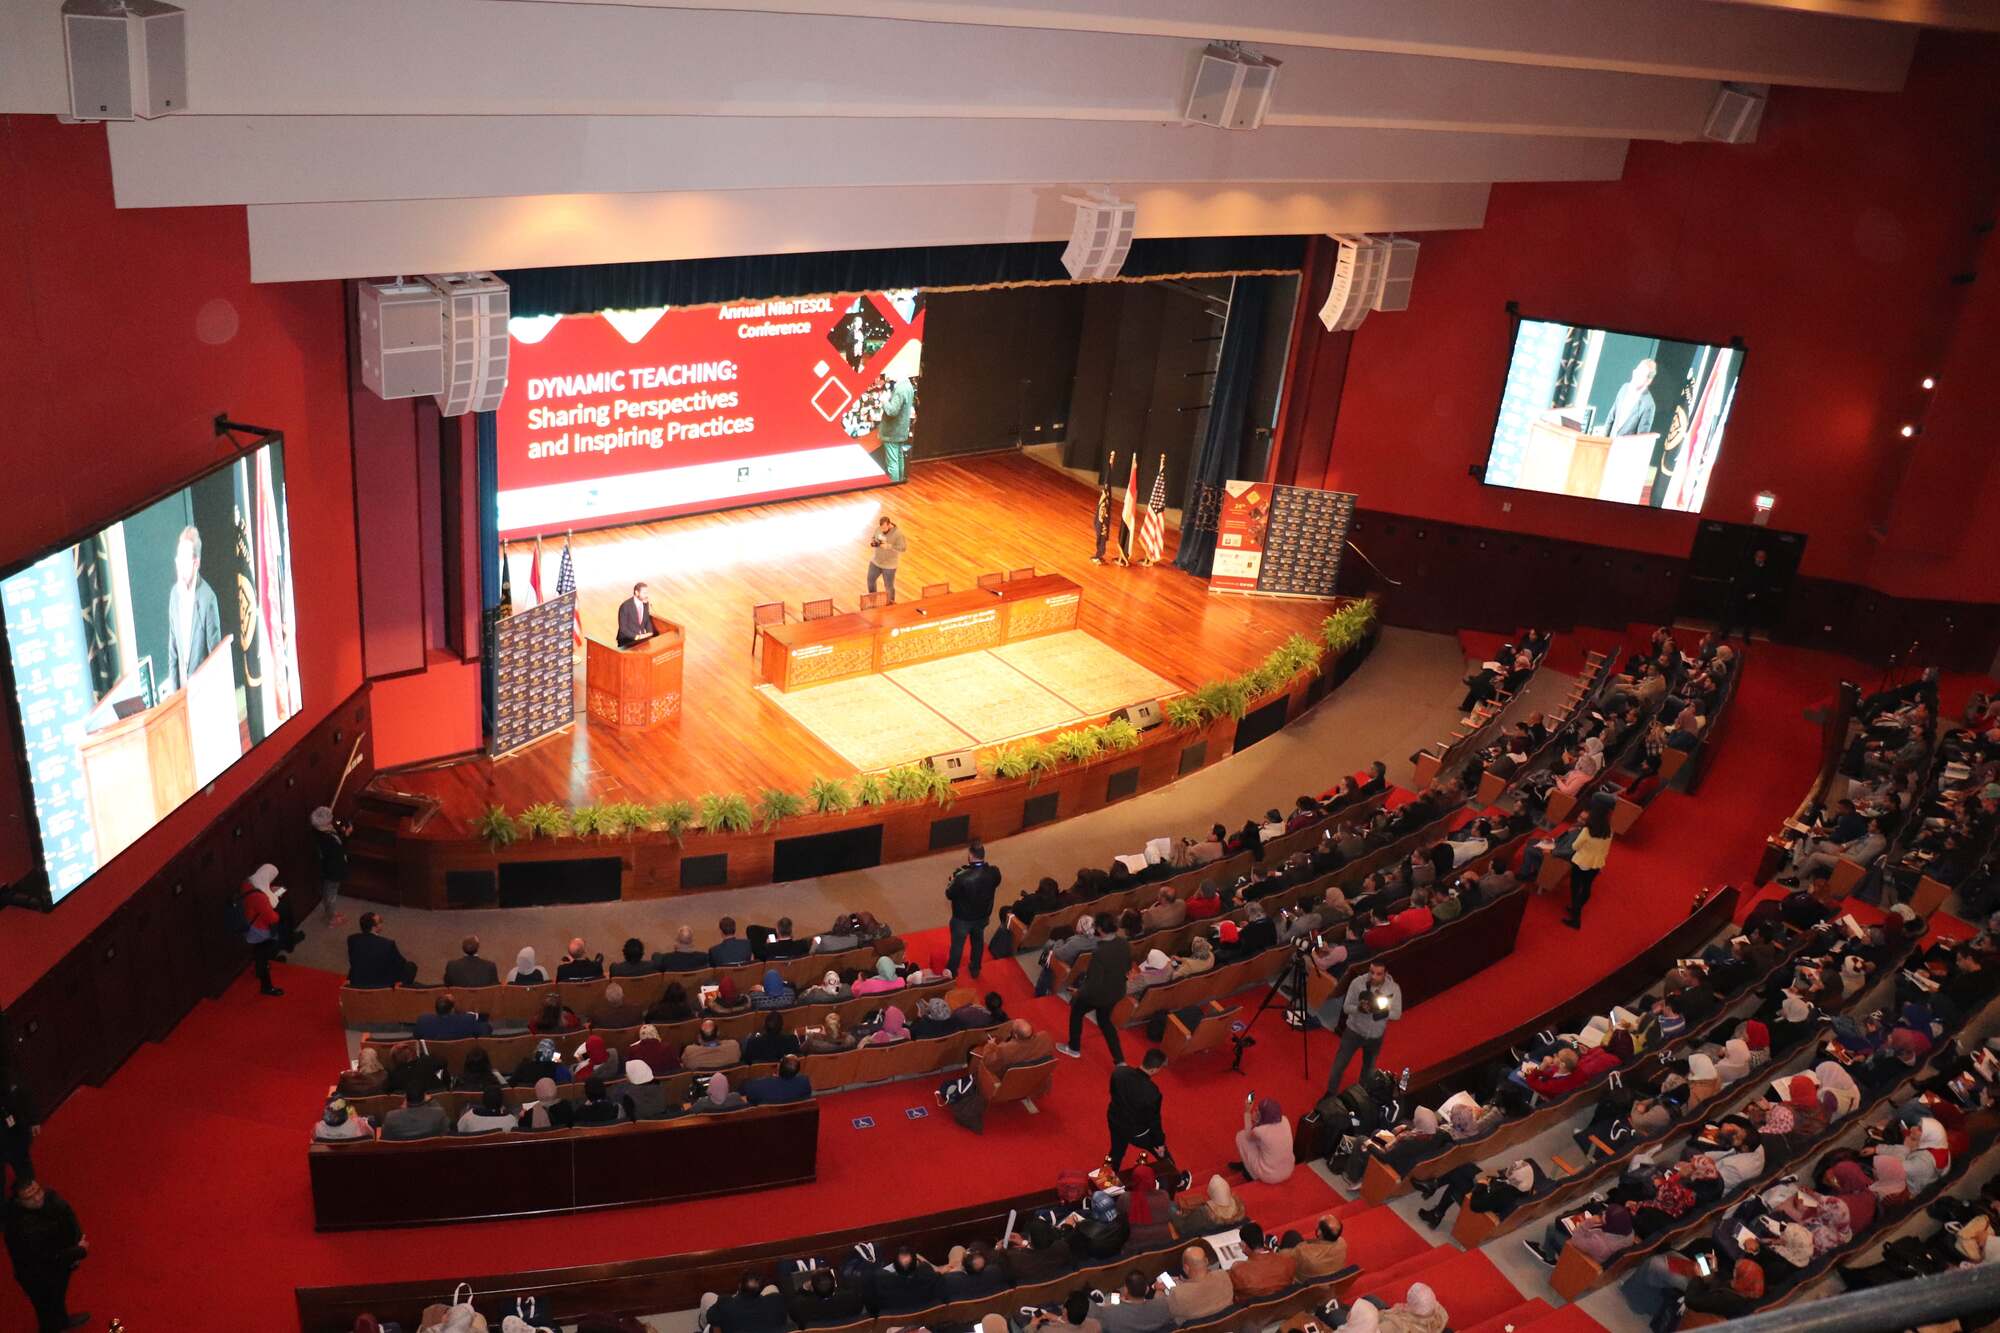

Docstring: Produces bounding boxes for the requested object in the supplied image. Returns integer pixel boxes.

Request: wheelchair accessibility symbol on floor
[851,1116,876,1129]
[905,1106,929,1120]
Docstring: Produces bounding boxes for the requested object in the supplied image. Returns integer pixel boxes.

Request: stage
[377,451,1335,831]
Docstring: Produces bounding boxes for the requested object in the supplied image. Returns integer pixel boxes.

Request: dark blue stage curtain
[1175,275,1273,577]
[476,409,501,738]
[500,236,1305,318]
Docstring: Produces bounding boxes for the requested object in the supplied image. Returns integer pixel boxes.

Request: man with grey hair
[657,925,709,972]
[164,523,223,692]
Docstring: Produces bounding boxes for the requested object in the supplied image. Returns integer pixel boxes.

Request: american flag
[1139,454,1168,564]
[556,532,582,645]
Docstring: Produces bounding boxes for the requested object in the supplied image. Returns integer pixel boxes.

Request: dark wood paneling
[916,286,1085,460]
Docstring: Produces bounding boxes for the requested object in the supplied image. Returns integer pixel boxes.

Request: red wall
[1320,34,2000,595]
[0,116,361,1000]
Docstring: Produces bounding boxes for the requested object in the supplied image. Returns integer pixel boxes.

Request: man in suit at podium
[165,524,223,693]
[616,582,656,648]
[1607,358,1658,438]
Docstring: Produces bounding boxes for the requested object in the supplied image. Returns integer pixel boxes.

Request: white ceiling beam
[0,0,1718,138]
[487,0,1918,90]
[109,115,1626,208]
[244,180,1492,282]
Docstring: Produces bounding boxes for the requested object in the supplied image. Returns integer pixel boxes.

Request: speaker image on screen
[1680,521,1805,634]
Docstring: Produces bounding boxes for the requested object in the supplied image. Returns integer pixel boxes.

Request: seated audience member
[380,1085,449,1140]
[456,1086,517,1135]
[1292,1215,1348,1278]
[506,946,548,986]
[593,982,643,1029]
[453,1048,502,1093]
[1186,883,1223,921]
[346,912,416,989]
[854,956,907,995]
[682,1020,743,1070]
[1527,1202,1637,1269]
[609,937,658,978]
[1226,1222,1296,1300]
[572,1033,622,1082]
[647,981,695,1025]
[803,1013,859,1054]
[1119,1162,1179,1249]
[315,1098,372,1142]
[572,1075,625,1126]
[800,969,851,1004]
[1097,1271,1174,1333]
[656,925,711,972]
[1002,1216,1076,1285]
[1130,949,1176,995]
[530,995,581,1035]
[1179,1174,1246,1235]
[555,937,604,982]
[443,935,500,988]
[619,1060,672,1121]
[744,1055,814,1105]
[786,1268,866,1327]
[1165,1245,1233,1322]
[1235,1095,1295,1184]
[1063,1190,1132,1263]
[708,1272,789,1333]
[709,917,754,966]
[1174,935,1218,978]
[1034,915,1099,997]
[954,991,1008,1030]
[863,1005,911,1046]
[910,996,960,1038]
[337,1047,389,1099]
[753,917,812,961]
[746,1012,802,1063]
[688,1071,749,1114]
[750,968,796,1011]
[977,1019,1055,1073]
[509,1037,573,1088]
[706,975,751,1015]
[1029,1289,1100,1333]
[385,1040,448,1098]
[1415,1158,1537,1231]
[1377,1282,1447,1333]
[1141,888,1187,932]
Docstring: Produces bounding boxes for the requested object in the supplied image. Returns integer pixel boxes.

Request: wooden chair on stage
[751,601,790,656]
[1008,566,1036,581]
[921,582,950,598]
[802,598,838,621]
[859,592,889,610]
[976,572,1005,591]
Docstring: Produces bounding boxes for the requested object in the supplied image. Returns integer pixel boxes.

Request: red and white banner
[495,290,926,537]
[1208,479,1271,593]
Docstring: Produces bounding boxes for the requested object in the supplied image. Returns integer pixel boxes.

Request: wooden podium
[1520,418,1660,505]
[586,618,684,728]
[77,642,239,865]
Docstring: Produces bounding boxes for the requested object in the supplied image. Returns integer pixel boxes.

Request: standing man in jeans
[945,840,1001,980]
[1058,917,1129,1065]
[1321,960,1401,1094]
[865,514,907,603]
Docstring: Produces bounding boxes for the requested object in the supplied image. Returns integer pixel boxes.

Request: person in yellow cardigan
[1565,804,1614,929]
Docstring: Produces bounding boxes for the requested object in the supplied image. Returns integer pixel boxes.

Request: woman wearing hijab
[801,969,850,1003]
[1173,936,1216,978]
[1378,1281,1447,1333]
[1444,1097,1502,1142]
[240,862,293,996]
[803,1012,858,1054]
[1373,1106,1446,1176]
[1555,737,1605,797]
[314,1097,372,1141]
[506,946,547,985]
[1065,1189,1132,1262]
[337,1047,389,1098]
[1814,1061,1863,1116]
[853,955,907,996]
[750,968,796,1011]
[530,995,581,1035]
[519,1077,574,1130]
[1534,1202,1635,1268]
[1768,991,1816,1051]
[1714,1038,1755,1084]
[1178,1174,1246,1235]
[706,975,750,1014]
[864,1005,909,1046]
[908,996,958,1040]
[1120,1162,1179,1249]
[687,1071,747,1114]
[627,1023,676,1074]
[1233,1096,1295,1184]
[572,1033,620,1081]
[1129,949,1176,995]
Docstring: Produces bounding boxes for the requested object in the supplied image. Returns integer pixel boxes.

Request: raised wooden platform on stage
[759,574,1081,690]
[585,618,684,726]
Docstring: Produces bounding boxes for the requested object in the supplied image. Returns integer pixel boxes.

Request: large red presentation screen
[495,290,926,538]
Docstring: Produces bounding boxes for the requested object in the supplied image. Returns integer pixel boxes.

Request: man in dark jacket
[786,1268,866,1327]
[708,917,754,967]
[443,935,500,989]
[1059,916,1128,1065]
[609,937,659,978]
[5,1177,87,1332]
[414,993,491,1041]
[945,841,1002,980]
[1106,1049,1168,1170]
[345,912,416,989]
[709,1271,790,1333]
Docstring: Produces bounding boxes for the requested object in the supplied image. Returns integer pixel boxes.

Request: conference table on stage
[759,574,1083,691]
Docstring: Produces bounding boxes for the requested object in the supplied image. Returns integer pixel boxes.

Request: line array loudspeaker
[1061,194,1138,281]
[1318,235,1420,332]
[427,273,511,417]
[1704,83,1768,144]
[1182,42,1281,130]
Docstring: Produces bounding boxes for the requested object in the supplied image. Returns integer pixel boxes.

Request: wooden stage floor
[383,452,1333,831]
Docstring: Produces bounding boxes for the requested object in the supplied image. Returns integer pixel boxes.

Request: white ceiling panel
[245,180,1492,282]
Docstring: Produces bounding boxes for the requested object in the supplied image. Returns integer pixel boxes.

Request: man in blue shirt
[742,1055,814,1106]
[414,993,490,1041]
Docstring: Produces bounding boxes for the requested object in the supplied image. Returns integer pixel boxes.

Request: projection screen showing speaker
[494,290,926,537]
[1480,317,1744,514]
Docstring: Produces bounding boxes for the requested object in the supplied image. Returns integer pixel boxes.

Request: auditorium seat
[751,601,789,655]
[921,581,949,598]
[972,1050,1052,1115]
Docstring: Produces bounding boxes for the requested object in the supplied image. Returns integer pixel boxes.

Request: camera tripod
[1229,943,1317,1080]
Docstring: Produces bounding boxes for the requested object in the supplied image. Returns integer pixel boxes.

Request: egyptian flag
[528,533,545,606]
[1121,452,1140,562]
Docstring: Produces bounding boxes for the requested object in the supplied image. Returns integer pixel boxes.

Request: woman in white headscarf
[1179,1173,1246,1235]
[1379,1281,1447,1333]
[1714,1038,1754,1084]
[1813,1060,1862,1117]
[801,969,849,1004]
[507,946,547,985]
[1129,948,1175,995]
[1556,737,1605,796]
[519,1076,573,1130]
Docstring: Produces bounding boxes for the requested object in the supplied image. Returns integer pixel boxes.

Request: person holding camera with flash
[1323,960,1402,1095]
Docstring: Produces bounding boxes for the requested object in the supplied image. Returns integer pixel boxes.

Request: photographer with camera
[944,840,1001,980]
[1321,961,1402,1095]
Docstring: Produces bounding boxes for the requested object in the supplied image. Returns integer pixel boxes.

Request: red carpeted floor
[9,640,1937,1330]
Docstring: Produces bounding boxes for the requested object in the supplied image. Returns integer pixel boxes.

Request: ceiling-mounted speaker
[357,279,445,401]
[426,272,511,417]
[1704,83,1768,144]
[1318,235,1420,332]
[61,0,186,121]
[1061,194,1137,281]
[1182,42,1282,130]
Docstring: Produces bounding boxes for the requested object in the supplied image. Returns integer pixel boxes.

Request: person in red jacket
[238,863,290,997]
[1185,882,1223,921]
[1522,1047,1587,1099]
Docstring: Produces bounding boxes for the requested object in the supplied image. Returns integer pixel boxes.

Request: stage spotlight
[1899,424,1920,438]
[1921,377,1936,390]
